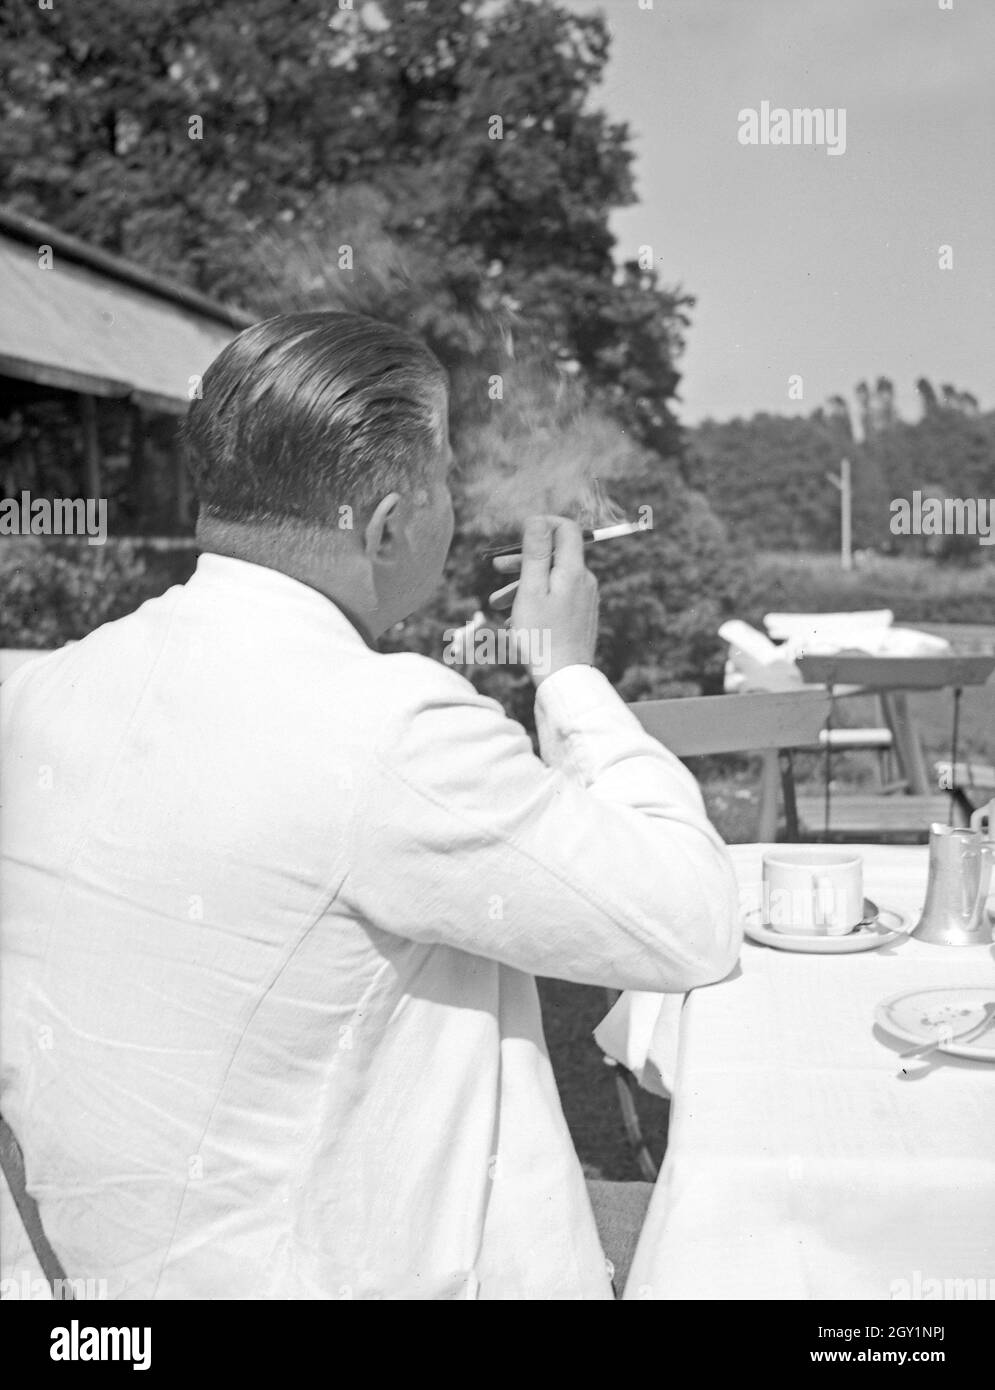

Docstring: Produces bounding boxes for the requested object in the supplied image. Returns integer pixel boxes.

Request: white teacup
[762,848,864,936]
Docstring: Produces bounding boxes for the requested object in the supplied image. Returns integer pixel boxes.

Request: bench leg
[758,750,779,842]
[779,751,800,842]
[881,691,932,795]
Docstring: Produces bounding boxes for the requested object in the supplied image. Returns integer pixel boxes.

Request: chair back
[627,690,831,757]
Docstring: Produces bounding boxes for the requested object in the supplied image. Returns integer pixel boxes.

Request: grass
[743,550,995,627]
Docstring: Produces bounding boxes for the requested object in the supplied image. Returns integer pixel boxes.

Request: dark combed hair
[181,312,448,524]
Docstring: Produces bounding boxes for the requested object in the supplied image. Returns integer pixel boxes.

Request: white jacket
[0,553,740,1299]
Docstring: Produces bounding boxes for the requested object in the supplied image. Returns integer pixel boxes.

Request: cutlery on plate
[899,1001,995,1061]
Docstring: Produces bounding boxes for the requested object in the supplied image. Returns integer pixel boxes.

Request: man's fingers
[506,515,599,684]
[517,516,555,594]
[547,517,585,574]
[488,579,519,610]
[493,517,586,576]
[506,516,586,613]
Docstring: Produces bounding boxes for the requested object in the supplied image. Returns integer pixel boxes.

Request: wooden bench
[629,689,832,843]
[935,761,995,792]
[795,791,966,843]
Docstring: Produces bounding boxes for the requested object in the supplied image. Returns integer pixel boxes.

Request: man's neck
[196,516,381,646]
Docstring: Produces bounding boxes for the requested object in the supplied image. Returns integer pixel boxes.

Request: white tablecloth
[600,843,995,1301]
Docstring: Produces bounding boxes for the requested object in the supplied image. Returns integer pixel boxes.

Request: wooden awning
[0,211,252,415]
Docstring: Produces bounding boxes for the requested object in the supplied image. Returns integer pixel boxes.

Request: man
[1,312,740,1300]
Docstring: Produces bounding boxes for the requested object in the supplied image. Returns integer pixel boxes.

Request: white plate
[875,987,995,1062]
[743,899,908,953]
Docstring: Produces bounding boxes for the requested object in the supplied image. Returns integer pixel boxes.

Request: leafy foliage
[738,549,995,627]
[0,539,190,647]
[2,0,749,709]
[0,0,692,456]
[687,384,995,560]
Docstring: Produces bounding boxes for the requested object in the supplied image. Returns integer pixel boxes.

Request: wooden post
[825,458,853,571]
[758,750,780,843]
[175,433,191,531]
[840,456,853,570]
[129,402,148,528]
[880,691,932,796]
[79,395,101,501]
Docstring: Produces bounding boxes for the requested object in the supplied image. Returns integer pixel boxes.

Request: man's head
[182,311,454,636]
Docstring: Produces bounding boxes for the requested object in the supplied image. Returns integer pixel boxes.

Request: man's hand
[498,516,599,687]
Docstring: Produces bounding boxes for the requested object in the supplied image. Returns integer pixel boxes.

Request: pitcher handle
[975,842,995,920]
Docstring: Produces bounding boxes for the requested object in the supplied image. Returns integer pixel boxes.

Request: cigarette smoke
[239,201,636,535]
[458,363,632,535]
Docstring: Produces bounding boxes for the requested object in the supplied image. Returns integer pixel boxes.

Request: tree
[4,0,746,698]
[685,412,851,550]
[685,384,995,558]
[825,395,854,439]
[916,377,939,416]
[872,376,897,432]
[0,0,692,456]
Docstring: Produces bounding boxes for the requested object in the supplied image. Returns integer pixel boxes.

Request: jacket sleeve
[344,659,742,992]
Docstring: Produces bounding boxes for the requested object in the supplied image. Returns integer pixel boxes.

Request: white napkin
[764,609,894,640]
[783,626,951,660]
[593,991,686,1098]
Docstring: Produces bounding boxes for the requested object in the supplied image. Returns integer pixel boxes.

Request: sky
[564,0,995,425]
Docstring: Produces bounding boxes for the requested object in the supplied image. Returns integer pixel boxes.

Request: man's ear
[363,492,403,561]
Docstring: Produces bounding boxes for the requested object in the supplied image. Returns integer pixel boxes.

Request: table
[796,653,995,797]
[600,843,995,1301]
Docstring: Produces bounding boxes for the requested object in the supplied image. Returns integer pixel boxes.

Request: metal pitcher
[912,822,995,946]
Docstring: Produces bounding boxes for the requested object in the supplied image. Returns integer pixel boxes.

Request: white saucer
[743,899,908,953]
[875,987,995,1062]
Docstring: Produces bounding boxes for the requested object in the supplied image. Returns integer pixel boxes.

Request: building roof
[0,207,255,415]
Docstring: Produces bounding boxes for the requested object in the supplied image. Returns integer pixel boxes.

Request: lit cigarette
[483,519,646,561]
[485,519,648,608]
